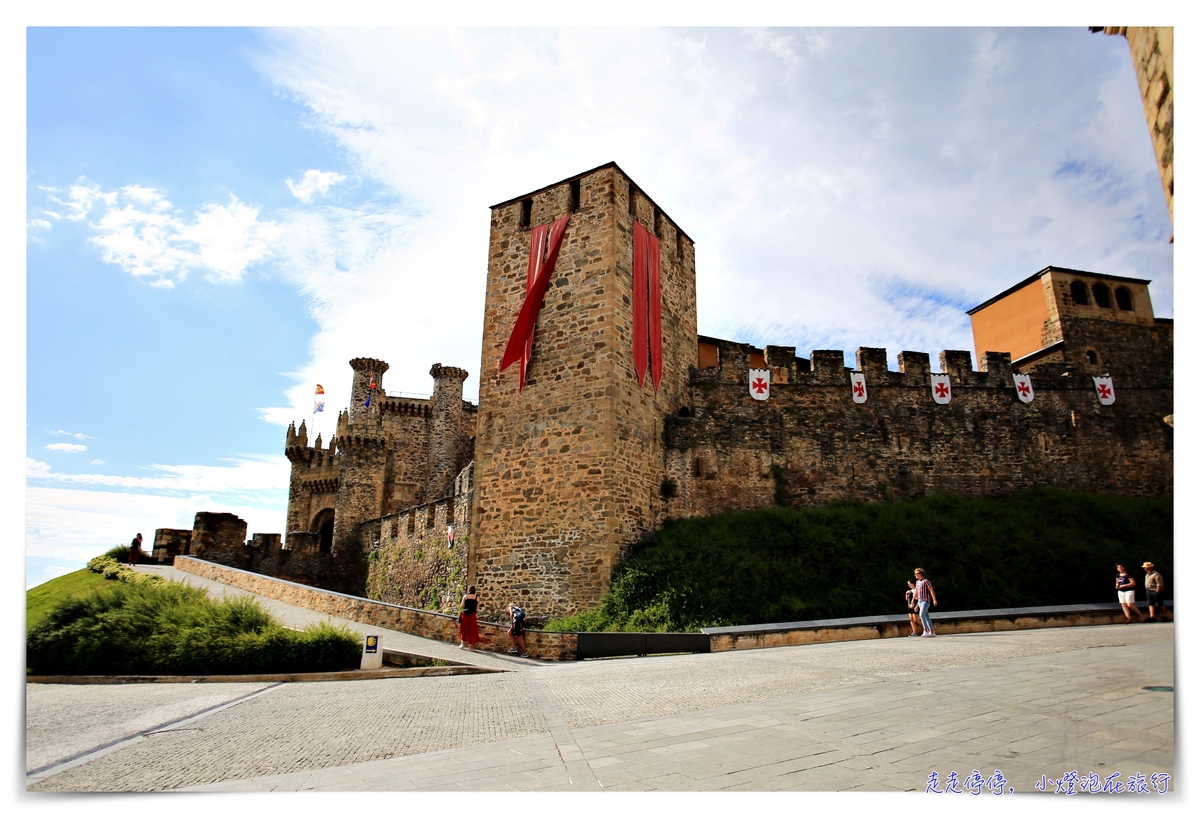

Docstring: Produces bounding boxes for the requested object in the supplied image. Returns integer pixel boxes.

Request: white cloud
[286,169,347,203]
[245,26,1170,406]
[45,443,87,453]
[27,454,289,496]
[45,183,280,288]
[48,429,93,439]
[90,459,106,465]
[26,486,287,587]
[26,457,289,585]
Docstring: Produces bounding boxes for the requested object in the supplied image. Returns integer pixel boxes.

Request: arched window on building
[1086,350,1099,366]
[1070,280,1090,305]
[1092,283,1112,308]
[1115,287,1134,311]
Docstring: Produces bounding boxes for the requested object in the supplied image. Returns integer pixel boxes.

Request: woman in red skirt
[458,585,481,649]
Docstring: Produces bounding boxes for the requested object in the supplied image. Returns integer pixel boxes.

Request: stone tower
[468,162,698,618]
[330,358,390,557]
[426,363,469,500]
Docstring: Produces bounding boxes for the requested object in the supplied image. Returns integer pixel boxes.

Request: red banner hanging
[631,221,663,392]
[647,231,662,392]
[500,215,570,390]
[520,223,550,388]
[632,221,650,387]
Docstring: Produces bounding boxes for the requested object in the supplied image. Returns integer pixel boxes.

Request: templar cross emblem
[934,382,949,398]
[752,377,768,394]
[1017,381,1030,397]
[853,381,866,398]
[1097,383,1112,399]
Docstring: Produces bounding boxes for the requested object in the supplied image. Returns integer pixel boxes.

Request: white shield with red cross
[931,373,952,404]
[1013,373,1035,403]
[1093,376,1115,406]
[749,368,770,401]
[850,372,868,404]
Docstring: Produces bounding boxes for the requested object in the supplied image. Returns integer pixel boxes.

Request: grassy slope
[26,569,112,631]
[549,488,1173,633]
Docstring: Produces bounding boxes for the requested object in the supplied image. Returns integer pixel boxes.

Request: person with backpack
[458,586,481,649]
[506,603,529,658]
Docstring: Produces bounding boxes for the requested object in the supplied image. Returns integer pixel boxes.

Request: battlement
[690,334,1172,394]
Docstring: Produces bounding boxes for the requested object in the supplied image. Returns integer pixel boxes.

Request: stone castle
[154,162,1173,621]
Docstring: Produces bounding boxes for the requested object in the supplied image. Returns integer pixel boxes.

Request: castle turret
[348,357,389,422]
[426,363,469,500]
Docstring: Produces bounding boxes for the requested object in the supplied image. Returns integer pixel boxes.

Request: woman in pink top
[914,568,938,637]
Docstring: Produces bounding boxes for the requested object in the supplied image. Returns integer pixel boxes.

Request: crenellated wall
[664,341,1172,517]
[363,462,474,613]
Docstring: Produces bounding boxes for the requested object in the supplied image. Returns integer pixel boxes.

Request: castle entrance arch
[311,508,335,553]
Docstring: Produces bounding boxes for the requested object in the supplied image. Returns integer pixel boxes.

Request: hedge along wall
[173,556,578,661]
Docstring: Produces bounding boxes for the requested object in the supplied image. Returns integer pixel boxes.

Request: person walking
[1116,564,1143,623]
[506,603,529,658]
[129,533,143,566]
[905,580,922,636]
[914,568,938,637]
[458,585,481,649]
[1142,562,1165,622]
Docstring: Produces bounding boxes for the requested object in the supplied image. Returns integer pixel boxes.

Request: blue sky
[25,26,1174,587]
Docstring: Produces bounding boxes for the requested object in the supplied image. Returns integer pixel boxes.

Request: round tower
[426,363,469,500]
[348,357,389,422]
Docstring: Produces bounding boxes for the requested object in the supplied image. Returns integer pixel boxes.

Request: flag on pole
[364,372,375,408]
[313,384,325,414]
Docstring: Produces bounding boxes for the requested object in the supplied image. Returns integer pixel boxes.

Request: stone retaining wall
[705,605,1173,652]
[173,557,577,662]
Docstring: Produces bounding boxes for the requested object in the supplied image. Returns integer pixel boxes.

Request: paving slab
[27,622,1174,792]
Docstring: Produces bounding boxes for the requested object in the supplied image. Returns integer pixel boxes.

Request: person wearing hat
[1143,562,1165,622]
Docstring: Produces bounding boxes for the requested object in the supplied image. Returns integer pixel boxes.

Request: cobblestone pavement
[25,682,272,774]
[29,672,546,792]
[28,624,1174,792]
[534,622,1172,728]
[133,564,530,671]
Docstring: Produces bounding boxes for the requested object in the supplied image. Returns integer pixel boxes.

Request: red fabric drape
[520,223,550,388]
[647,232,662,392]
[632,221,663,392]
[500,215,571,390]
[632,221,650,387]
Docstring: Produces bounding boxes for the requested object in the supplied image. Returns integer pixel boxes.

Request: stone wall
[173,556,578,662]
[364,463,473,614]
[151,528,191,563]
[188,512,248,564]
[470,163,697,619]
[1096,27,1173,225]
[665,342,1172,516]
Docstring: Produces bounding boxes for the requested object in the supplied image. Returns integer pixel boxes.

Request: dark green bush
[27,581,362,676]
[103,545,133,564]
[547,488,1173,632]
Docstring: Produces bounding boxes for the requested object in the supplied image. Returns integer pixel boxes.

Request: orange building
[967,265,1164,375]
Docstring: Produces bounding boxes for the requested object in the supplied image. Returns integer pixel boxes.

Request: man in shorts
[1143,562,1165,622]
[506,603,529,658]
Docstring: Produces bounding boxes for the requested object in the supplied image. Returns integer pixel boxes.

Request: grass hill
[27,568,113,631]
[548,487,1173,633]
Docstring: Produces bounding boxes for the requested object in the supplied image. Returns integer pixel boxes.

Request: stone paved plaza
[27,622,1173,792]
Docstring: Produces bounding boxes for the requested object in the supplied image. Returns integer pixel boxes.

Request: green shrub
[88,555,162,586]
[547,488,1173,632]
[104,545,133,563]
[27,580,361,676]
